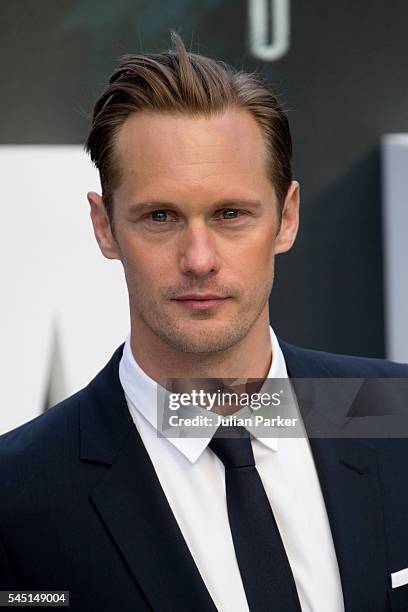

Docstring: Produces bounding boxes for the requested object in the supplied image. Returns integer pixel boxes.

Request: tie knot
[208,425,255,469]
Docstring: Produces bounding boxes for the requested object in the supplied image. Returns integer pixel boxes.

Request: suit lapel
[79,346,217,612]
[280,339,389,611]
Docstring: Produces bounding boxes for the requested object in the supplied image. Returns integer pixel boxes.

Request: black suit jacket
[1,340,407,612]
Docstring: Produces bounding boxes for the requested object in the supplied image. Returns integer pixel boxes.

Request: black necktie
[208,424,302,612]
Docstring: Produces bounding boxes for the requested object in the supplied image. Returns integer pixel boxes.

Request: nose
[179,222,220,278]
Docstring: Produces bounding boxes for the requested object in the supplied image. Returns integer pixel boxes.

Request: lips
[173,295,230,310]
[175,294,226,301]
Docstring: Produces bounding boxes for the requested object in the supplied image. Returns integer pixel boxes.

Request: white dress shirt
[119,326,345,612]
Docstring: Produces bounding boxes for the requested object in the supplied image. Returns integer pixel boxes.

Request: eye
[222,210,239,219]
[150,210,172,222]
[217,209,246,221]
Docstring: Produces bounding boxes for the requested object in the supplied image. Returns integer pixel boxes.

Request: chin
[154,320,250,354]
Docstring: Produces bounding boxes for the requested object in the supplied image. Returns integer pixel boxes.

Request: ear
[87,191,121,260]
[274,181,300,255]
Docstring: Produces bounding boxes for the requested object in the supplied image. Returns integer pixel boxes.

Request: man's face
[89,109,299,353]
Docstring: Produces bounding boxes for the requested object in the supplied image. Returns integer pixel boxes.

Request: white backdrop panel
[381,134,408,363]
[0,146,129,434]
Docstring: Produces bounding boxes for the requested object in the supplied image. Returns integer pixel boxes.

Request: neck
[130,309,273,383]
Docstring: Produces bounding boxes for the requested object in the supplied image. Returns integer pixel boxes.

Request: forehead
[113,109,270,192]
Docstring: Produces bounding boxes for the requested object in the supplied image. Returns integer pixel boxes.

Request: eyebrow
[127,199,263,215]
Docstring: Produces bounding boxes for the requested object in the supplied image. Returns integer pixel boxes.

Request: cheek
[229,233,275,270]
[122,247,172,289]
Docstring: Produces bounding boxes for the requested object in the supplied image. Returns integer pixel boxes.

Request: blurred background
[1,0,407,433]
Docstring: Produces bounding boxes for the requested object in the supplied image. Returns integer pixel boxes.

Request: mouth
[172,294,231,311]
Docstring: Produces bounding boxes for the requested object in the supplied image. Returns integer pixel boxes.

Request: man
[1,33,407,612]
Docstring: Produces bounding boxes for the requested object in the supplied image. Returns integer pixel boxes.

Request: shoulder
[0,388,84,477]
[279,338,408,378]
[303,346,407,376]
[0,343,125,457]
[0,387,93,532]
[0,387,83,443]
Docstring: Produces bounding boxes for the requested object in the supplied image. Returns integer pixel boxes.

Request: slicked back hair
[85,32,292,227]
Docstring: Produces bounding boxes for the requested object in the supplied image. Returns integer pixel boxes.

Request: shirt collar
[119,326,288,463]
